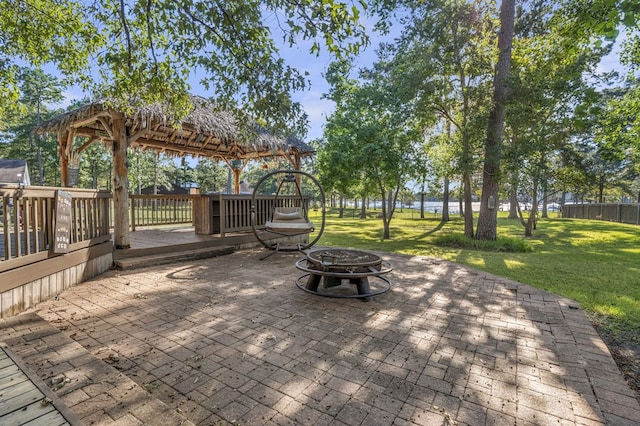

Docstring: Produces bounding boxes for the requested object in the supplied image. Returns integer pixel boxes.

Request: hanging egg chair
[251,170,326,259]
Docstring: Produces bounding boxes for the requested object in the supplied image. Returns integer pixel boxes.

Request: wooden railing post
[130,195,136,232]
[219,194,226,238]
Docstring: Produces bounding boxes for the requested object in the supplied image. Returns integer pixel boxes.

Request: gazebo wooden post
[293,152,302,188]
[58,131,69,187]
[224,159,247,195]
[233,168,242,194]
[111,112,131,249]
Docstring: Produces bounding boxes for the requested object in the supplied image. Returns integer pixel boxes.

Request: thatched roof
[36,96,314,161]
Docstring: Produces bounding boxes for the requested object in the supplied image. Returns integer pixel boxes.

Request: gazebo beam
[69,111,111,129]
[97,117,114,139]
[75,136,100,154]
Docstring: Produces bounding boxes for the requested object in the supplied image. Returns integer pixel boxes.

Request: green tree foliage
[504,4,609,236]
[0,68,65,185]
[573,84,640,202]
[18,67,65,184]
[380,0,498,238]
[319,59,421,239]
[1,0,368,135]
[0,0,99,121]
[79,143,112,189]
[193,159,228,194]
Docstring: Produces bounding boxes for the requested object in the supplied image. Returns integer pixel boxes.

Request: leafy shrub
[432,233,532,252]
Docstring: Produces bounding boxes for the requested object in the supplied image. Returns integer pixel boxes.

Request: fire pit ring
[295,249,392,301]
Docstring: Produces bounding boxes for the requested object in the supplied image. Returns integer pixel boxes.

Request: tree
[424,119,458,223]
[495,1,610,236]
[80,143,111,189]
[0,0,98,121]
[1,0,368,134]
[381,0,498,238]
[574,84,640,202]
[475,0,515,240]
[320,59,419,239]
[193,159,228,194]
[0,69,66,185]
[18,67,64,185]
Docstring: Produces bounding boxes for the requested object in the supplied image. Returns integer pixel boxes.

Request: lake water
[346,201,481,214]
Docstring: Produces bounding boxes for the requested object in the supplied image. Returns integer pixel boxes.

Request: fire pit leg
[351,278,372,302]
[323,276,342,288]
[305,274,321,292]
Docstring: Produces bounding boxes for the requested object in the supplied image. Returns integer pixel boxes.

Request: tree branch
[118,0,132,68]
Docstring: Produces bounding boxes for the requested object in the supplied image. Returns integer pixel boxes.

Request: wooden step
[114,245,234,270]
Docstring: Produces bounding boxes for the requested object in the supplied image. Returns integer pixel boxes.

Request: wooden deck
[124,225,229,249]
[113,225,277,261]
[0,343,81,425]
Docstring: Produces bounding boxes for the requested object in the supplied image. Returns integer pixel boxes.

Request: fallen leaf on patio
[107,353,120,363]
[51,375,71,390]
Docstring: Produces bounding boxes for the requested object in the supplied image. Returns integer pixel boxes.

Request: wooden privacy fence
[1,186,111,267]
[562,203,640,225]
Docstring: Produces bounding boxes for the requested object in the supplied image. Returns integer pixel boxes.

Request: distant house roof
[0,159,31,185]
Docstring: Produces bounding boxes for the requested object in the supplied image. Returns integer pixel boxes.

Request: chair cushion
[265,220,314,231]
[273,208,304,221]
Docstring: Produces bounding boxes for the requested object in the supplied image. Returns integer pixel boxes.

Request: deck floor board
[0,345,79,426]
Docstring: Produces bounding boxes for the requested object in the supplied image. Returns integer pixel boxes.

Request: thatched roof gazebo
[36,96,314,249]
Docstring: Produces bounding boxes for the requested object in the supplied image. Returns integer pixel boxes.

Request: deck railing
[0,185,111,271]
[129,194,196,231]
[194,194,310,236]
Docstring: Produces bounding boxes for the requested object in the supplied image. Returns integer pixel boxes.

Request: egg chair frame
[251,170,326,259]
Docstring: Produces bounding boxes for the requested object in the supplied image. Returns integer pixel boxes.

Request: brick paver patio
[2,249,639,425]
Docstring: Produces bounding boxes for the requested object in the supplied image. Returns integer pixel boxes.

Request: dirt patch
[593,324,640,404]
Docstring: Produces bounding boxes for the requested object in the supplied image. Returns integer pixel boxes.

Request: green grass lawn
[314,208,640,341]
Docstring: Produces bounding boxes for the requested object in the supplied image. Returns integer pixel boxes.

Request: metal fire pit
[295,249,392,301]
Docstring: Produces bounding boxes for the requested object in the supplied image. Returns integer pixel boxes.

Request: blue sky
[55,16,629,145]
[56,13,390,143]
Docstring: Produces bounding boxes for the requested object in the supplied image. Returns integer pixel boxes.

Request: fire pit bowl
[295,249,392,301]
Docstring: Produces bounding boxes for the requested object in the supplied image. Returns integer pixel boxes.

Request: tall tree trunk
[36,100,44,185]
[509,185,518,218]
[476,0,515,240]
[339,195,344,218]
[420,183,425,219]
[463,172,474,238]
[598,175,605,203]
[527,180,539,234]
[442,177,450,222]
